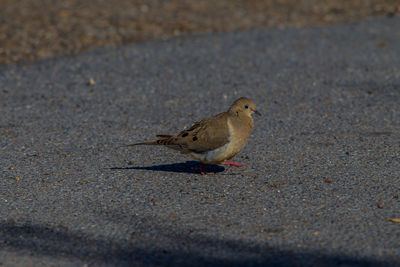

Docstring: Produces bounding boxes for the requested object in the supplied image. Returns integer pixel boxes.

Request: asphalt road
[1,17,399,266]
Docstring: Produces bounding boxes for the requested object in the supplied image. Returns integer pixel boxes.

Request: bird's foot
[223,161,246,171]
[201,171,216,175]
[223,161,246,167]
[200,163,215,175]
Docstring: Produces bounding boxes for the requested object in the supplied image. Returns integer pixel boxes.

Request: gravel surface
[1,17,400,266]
[1,0,399,64]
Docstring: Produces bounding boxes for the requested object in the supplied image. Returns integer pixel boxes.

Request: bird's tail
[125,134,174,147]
[125,141,159,146]
[156,134,173,138]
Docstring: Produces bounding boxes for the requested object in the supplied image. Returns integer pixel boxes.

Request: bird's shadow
[109,161,225,174]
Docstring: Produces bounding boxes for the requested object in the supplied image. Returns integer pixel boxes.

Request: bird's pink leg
[223,161,246,171]
[200,162,215,175]
[224,161,246,167]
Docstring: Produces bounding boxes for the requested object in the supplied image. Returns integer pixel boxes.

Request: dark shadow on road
[0,220,396,266]
[109,160,225,174]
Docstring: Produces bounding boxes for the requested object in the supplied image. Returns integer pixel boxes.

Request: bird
[127,97,260,174]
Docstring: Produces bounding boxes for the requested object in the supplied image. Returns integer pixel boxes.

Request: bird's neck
[231,111,254,132]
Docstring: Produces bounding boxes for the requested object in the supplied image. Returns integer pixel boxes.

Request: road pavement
[1,17,399,266]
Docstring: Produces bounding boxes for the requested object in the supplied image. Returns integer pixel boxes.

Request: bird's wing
[157,112,230,154]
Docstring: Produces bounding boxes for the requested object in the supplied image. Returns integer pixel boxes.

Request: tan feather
[127,97,260,166]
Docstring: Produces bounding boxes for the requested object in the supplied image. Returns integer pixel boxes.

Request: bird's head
[229,97,261,117]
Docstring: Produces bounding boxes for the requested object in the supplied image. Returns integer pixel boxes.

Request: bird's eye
[244,104,249,109]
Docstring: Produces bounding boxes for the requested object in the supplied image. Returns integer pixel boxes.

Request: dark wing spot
[181,132,188,137]
[186,123,201,132]
[192,136,198,141]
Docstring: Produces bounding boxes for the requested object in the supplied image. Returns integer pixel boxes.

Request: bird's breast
[190,119,249,164]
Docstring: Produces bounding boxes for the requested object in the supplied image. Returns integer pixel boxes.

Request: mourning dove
[128,97,260,174]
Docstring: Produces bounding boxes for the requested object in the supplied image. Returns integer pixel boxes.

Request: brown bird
[127,97,260,174]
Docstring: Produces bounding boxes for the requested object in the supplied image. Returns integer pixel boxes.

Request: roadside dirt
[0,0,398,64]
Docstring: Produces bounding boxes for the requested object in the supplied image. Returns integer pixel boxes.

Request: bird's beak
[253,109,261,116]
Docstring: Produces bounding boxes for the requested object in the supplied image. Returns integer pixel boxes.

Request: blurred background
[0,0,399,64]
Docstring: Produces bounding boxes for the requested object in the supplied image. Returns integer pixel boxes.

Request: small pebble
[88,78,96,86]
